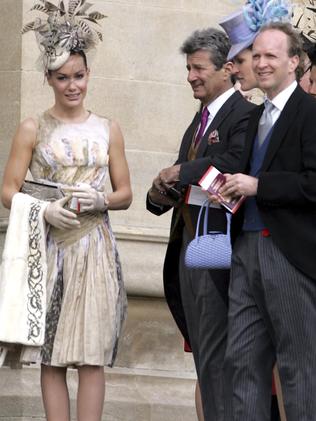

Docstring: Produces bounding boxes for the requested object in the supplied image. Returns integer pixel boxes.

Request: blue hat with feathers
[220,0,292,60]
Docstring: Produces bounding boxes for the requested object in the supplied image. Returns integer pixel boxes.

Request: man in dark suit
[220,22,316,420]
[146,28,254,420]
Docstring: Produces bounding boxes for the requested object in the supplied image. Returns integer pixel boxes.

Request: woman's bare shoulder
[19,117,39,133]
[13,117,39,149]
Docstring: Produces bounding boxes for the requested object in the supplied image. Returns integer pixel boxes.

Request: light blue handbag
[184,199,232,270]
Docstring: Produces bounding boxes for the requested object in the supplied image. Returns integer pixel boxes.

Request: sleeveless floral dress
[23,111,127,367]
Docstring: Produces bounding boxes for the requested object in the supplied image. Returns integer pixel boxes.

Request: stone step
[0,366,197,421]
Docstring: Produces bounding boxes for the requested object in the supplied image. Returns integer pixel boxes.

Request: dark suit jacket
[233,85,316,281]
[147,90,255,343]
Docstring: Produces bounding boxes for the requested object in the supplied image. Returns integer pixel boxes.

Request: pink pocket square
[208,129,220,144]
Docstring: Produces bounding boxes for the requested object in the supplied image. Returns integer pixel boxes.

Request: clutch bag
[20,179,64,202]
[184,199,232,270]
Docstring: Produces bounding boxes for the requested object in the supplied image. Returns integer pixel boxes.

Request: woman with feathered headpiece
[219,0,293,94]
[0,1,132,420]
[220,0,316,97]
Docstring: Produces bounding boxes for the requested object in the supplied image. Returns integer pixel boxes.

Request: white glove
[44,196,80,230]
[71,183,109,212]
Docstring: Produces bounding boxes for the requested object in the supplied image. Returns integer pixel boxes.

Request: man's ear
[223,61,234,79]
[289,55,300,74]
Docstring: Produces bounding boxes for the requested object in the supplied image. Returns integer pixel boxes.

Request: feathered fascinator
[22,0,106,71]
[243,0,292,32]
[292,0,316,44]
[220,0,292,60]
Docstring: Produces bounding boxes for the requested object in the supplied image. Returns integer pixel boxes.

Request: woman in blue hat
[220,0,292,93]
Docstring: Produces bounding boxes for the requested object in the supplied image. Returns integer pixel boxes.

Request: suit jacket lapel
[261,86,304,171]
[196,91,244,159]
[178,111,200,162]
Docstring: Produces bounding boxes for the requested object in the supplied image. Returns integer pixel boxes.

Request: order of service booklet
[198,166,245,213]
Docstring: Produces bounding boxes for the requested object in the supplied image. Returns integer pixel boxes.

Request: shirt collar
[267,81,297,112]
[205,87,235,117]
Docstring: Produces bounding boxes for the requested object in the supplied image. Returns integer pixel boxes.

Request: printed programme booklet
[185,184,221,208]
[198,166,245,213]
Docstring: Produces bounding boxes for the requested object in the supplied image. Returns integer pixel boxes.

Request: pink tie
[194,107,210,147]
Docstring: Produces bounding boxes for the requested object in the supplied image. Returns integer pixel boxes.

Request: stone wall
[0,0,23,248]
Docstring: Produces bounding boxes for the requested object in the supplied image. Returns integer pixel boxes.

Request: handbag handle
[195,199,231,238]
[194,199,209,238]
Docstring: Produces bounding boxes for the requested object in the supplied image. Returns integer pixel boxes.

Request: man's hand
[149,164,182,207]
[220,173,258,197]
[158,164,181,186]
[206,192,221,204]
[153,175,168,193]
[148,183,177,207]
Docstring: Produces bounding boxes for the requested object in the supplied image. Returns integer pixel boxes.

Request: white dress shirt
[200,87,236,135]
[265,80,297,125]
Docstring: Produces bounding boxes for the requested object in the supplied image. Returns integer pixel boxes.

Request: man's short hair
[258,22,304,80]
[180,28,231,70]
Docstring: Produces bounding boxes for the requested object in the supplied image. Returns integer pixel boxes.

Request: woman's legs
[41,364,70,421]
[77,365,105,421]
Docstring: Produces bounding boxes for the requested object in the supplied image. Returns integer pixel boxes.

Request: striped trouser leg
[224,232,316,421]
[224,232,274,421]
[259,235,316,421]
